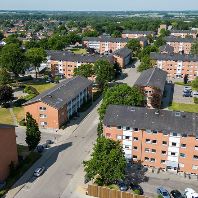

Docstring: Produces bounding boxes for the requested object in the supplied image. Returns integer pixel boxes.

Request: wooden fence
[87,184,147,198]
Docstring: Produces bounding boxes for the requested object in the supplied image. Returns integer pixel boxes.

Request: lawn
[0,108,13,125]
[169,102,198,113]
[27,82,55,93]
[70,48,87,54]
[13,107,24,122]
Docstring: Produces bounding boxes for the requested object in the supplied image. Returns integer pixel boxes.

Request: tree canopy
[0,85,13,105]
[98,84,144,120]
[191,77,198,89]
[0,68,11,85]
[126,39,141,56]
[74,64,94,78]
[83,137,126,186]
[191,41,198,55]
[138,55,156,72]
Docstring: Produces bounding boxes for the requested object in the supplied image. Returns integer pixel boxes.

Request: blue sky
[1,0,198,11]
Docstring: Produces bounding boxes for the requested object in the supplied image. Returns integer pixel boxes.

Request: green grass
[0,108,13,125]
[169,102,198,113]
[174,82,192,86]
[0,151,41,197]
[13,107,24,122]
[27,82,55,93]
[70,48,87,54]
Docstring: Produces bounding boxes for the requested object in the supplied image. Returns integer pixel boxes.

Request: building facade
[122,31,155,39]
[24,76,92,129]
[134,68,167,109]
[165,36,197,54]
[103,105,198,175]
[151,52,198,80]
[0,124,18,181]
[170,30,197,39]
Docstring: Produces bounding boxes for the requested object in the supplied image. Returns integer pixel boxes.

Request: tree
[159,29,170,37]
[184,74,189,84]
[112,30,121,38]
[82,30,99,37]
[98,84,144,120]
[0,68,11,85]
[26,48,47,78]
[138,45,158,60]
[138,55,156,72]
[191,77,198,89]
[4,34,22,46]
[48,35,66,50]
[191,42,198,55]
[0,43,26,76]
[25,112,41,151]
[127,39,141,56]
[94,60,115,89]
[0,85,13,105]
[83,137,127,186]
[74,64,94,78]
[146,34,154,43]
[154,36,166,48]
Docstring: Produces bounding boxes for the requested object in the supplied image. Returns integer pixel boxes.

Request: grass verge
[0,108,13,125]
[169,102,198,113]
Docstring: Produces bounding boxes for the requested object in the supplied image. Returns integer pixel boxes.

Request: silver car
[33,167,45,177]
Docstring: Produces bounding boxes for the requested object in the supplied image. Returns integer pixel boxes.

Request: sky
[1,0,198,11]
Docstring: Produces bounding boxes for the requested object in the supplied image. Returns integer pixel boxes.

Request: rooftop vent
[175,112,181,117]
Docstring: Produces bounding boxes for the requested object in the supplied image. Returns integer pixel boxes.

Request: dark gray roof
[122,30,156,35]
[113,47,131,58]
[159,44,174,53]
[46,50,114,63]
[0,124,16,129]
[135,68,167,92]
[103,105,198,135]
[171,30,197,34]
[150,52,198,62]
[165,36,197,43]
[23,76,92,110]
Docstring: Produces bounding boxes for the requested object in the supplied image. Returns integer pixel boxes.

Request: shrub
[23,85,39,95]
[133,189,140,195]
[16,75,33,82]
[19,119,26,126]
[22,94,36,101]
[13,98,27,107]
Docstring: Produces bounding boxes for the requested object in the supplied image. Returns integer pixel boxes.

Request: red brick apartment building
[0,124,18,181]
[150,52,198,80]
[134,68,167,109]
[170,30,197,39]
[103,105,198,175]
[23,76,92,129]
[122,30,156,39]
[82,36,147,54]
[165,36,197,54]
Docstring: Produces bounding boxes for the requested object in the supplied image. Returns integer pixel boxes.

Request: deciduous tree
[74,64,94,78]
[0,68,11,85]
[0,85,13,105]
[126,39,141,56]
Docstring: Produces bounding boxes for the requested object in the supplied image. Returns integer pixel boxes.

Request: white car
[192,91,198,98]
[33,167,45,177]
[184,188,198,198]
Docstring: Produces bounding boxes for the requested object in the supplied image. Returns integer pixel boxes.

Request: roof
[0,124,16,129]
[46,50,114,63]
[113,47,131,58]
[159,44,174,53]
[23,76,92,110]
[122,30,156,35]
[135,68,167,92]
[165,36,197,43]
[150,52,198,62]
[103,105,198,135]
[171,30,197,34]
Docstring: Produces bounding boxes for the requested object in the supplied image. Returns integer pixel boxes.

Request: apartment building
[170,30,197,39]
[103,105,198,175]
[113,47,131,68]
[47,50,114,78]
[0,124,18,181]
[122,30,156,39]
[134,68,167,109]
[24,76,92,129]
[150,52,198,80]
[165,36,197,54]
[82,36,147,54]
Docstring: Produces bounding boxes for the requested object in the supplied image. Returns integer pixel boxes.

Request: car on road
[183,86,192,92]
[157,187,171,198]
[118,181,128,191]
[170,190,184,198]
[33,167,45,177]
[183,90,192,97]
[184,188,198,198]
[46,140,54,145]
[192,91,198,98]
[130,183,144,195]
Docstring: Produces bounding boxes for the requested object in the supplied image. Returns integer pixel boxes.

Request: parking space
[173,84,194,104]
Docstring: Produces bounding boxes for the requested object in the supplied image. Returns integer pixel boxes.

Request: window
[162,141,167,145]
[181,144,186,148]
[146,139,151,143]
[126,127,131,130]
[117,135,122,140]
[40,114,47,118]
[179,163,184,168]
[117,126,122,130]
[172,142,177,147]
[124,145,130,149]
[125,136,130,140]
[106,133,111,138]
[133,155,137,159]
[180,153,186,158]
[172,132,178,136]
[193,155,198,160]
[39,107,46,111]
[182,133,187,138]
[192,165,198,170]
[133,146,138,150]
[146,129,152,133]
[161,160,165,164]
[171,152,176,156]
[151,149,156,153]
[150,158,155,162]
[133,137,138,141]
[134,128,138,131]
[152,140,157,144]
[162,151,166,155]
[152,130,158,134]
[145,157,149,161]
[145,148,150,152]
[40,122,47,126]
[163,131,168,136]
[195,146,198,151]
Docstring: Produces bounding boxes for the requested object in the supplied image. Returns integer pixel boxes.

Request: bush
[23,85,39,95]
[13,98,27,107]
[22,94,36,101]
[19,119,26,126]
[16,75,33,82]
[133,189,140,195]
[97,121,103,137]
[194,97,198,104]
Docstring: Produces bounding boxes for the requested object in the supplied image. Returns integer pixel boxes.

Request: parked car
[184,188,198,198]
[157,187,171,198]
[118,181,128,191]
[183,86,192,92]
[36,145,44,153]
[171,190,184,198]
[130,183,144,195]
[33,167,45,177]
[183,90,192,97]
[192,91,198,98]
[46,140,53,145]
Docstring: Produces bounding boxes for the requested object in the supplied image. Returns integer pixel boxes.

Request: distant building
[134,68,167,109]
[23,76,92,129]
[170,30,197,39]
[0,124,18,181]
[103,105,198,175]
[122,30,156,39]
[165,36,197,54]
[150,52,198,80]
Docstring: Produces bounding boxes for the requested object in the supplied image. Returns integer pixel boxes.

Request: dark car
[157,187,171,198]
[171,190,184,198]
[183,90,192,97]
[130,183,144,195]
[36,145,44,153]
[46,140,53,145]
[118,182,128,191]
